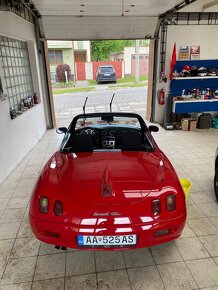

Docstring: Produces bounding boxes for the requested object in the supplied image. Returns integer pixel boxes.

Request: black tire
[214,167,218,202]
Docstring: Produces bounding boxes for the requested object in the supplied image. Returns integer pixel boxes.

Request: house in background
[74,41,91,63]
[47,40,91,82]
[111,46,149,77]
[48,40,123,81]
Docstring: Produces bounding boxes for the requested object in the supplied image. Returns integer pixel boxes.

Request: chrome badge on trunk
[93,212,121,217]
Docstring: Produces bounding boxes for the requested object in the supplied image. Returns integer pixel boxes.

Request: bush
[56,64,71,83]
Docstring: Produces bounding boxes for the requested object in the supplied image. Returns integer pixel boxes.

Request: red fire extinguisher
[157,89,165,105]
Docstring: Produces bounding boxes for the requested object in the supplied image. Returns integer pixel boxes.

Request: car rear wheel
[214,167,218,202]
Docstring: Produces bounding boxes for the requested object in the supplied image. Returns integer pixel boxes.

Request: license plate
[77,235,136,247]
[104,73,110,76]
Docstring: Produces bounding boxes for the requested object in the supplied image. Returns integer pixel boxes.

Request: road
[54,87,147,127]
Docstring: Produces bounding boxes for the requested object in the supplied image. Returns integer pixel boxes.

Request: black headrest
[71,134,93,152]
[121,131,142,147]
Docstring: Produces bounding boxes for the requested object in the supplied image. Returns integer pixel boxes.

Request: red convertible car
[29,112,186,250]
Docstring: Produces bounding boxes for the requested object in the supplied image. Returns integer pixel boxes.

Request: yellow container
[180,178,192,201]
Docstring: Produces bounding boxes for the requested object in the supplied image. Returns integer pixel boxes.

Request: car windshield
[75,115,140,129]
[99,67,114,73]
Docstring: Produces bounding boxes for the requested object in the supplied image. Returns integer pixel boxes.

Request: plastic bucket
[180,178,192,201]
[211,118,218,129]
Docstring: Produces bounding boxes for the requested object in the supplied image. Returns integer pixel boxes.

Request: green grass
[88,75,148,86]
[53,87,95,94]
[52,77,148,94]
[52,81,76,88]
[88,80,97,86]
[109,82,147,89]
[53,76,148,88]
[117,75,148,83]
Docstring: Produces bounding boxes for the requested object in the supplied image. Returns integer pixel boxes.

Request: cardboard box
[182,119,189,131]
[190,120,197,131]
[181,118,197,131]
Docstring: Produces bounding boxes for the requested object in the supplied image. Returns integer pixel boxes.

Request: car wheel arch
[214,165,218,202]
[216,157,218,170]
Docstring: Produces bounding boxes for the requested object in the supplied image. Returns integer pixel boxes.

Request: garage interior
[1,0,218,289]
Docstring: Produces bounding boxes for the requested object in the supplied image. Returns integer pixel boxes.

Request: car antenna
[83,97,88,114]
[110,93,115,112]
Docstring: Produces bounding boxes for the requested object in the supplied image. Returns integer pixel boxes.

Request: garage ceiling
[31,0,193,39]
[180,0,218,12]
[33,0,184,17]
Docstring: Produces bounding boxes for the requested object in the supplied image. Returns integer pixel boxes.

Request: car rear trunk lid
[59,151,159,206]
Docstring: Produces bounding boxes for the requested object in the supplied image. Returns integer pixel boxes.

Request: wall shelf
[173,99,218,114]
[171,60,218,97]
[170,60,218,115]
[173,76,218,80]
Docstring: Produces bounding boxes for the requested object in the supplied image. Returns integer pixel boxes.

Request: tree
[56,64,71,83]
[91,40,136,61]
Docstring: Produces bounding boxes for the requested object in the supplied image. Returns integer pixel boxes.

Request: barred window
[0,35,34,117]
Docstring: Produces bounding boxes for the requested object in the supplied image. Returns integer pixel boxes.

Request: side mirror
[149,125,159,132]
[56,127,67,134]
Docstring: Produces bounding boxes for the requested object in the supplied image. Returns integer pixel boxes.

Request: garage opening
[46,39,151,128]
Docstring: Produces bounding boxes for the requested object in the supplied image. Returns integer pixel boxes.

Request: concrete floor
[1,121,218,289]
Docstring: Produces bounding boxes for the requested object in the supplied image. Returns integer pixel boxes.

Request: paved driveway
[54,87,147,127]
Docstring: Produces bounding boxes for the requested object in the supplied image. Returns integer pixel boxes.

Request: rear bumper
[29,214,186,250]
[97,77,116,82]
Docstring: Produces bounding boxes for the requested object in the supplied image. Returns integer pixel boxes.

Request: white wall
[86,41,91,62]
[47,40,73,49]
[165,26,218,77]
[124,47,149,75]
[85,62,93,80]
[0,12,47,182]
[73,40,91,62]
[153,25,218,123]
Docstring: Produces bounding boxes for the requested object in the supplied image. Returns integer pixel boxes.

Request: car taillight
[54,200,63,216]
[166,194,176,211]
[152,199,161,215]
[39,197,49,213]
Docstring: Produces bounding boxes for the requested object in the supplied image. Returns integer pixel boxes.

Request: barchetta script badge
[93,212,121,217]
